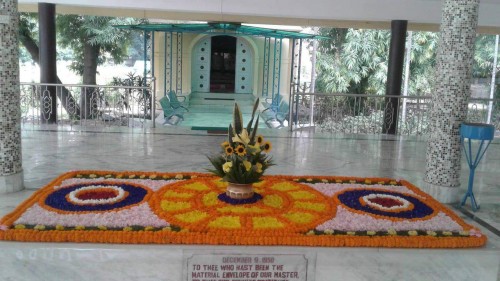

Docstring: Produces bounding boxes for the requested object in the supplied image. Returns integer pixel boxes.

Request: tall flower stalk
[208,98,273,184]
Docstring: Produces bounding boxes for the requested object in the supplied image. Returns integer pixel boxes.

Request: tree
[472,35,500,126]
[315,28,497,96]
[315,28,390,95]
[127,32,147,61]
[313,28,390,121]
[56,15,140,118]
[313,27,500,134]
[19,14,77,63]
[19,13,39,63]
[473,35,500,79]
[315,28,440,96]
[19,13,81,118]
[406,32,439,96]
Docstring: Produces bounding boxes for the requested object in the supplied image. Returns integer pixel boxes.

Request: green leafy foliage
[110,72,152,116]
[316,28,390,95]
[19,13,38,43]
[473,35,500,79]
[57,15,142,75]
[315,28,499,98]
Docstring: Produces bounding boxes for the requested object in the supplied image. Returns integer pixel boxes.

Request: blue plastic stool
[460,122,495,211]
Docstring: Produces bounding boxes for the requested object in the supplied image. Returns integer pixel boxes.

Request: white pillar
[0,0,24,193]
[487,35,499,124]
[424,0,479,203]
[401,31,412,122]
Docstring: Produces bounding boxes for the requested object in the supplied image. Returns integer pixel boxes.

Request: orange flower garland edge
[0,171,487,248]
[0,228,486,248]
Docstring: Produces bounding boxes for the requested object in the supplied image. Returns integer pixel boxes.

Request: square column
[0,0,24,193]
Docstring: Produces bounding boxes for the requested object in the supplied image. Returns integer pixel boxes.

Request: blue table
[460,122,495,211]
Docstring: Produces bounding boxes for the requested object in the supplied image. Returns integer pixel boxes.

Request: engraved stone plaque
[184,251,316,281]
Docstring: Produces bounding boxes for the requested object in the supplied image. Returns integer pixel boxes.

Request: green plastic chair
[167,91,189,112]
[159,96,184,125]
[262,94,282,113]
[274,101,289,128]
[262,101,289,128]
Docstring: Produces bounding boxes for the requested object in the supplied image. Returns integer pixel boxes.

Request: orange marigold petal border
[0,171,487,248]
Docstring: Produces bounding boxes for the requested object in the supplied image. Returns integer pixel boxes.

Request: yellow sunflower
[256,135,264,144]
[235,145,246,156]
[221,141,230,148]
[263,141,272,153]
[225,146,234,155]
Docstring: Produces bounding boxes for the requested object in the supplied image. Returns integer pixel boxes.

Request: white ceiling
[17,0,500,33]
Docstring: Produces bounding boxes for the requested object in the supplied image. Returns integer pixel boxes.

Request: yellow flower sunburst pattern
[149,177,334,234]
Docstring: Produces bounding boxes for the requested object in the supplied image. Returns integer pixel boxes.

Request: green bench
[261,101,289,128]
[262,94,282,114]
[159,96,185,125]
[167,90,189,112]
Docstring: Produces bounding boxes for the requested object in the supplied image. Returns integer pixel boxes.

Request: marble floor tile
[0,128,497,280]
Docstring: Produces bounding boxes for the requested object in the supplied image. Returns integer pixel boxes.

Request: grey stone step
[188,92,257,113]
[189,104,254,113]
[190,93,254,103]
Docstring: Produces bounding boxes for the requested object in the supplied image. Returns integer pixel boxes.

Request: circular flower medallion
[149,177,334,233]
[361,193,414,213]
[41,182,151,213]
[335,189,435,220]
[68,185,127,205]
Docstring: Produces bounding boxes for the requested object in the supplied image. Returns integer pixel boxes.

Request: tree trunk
[81,43,100,119]
[19,32,81,118]
[19,34,39,63]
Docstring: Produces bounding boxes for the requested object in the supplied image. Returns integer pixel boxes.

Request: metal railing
[20,82,152,129]
[290,92,500,136]
[19,82,499,136]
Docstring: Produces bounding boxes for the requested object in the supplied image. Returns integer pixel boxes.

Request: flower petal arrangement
[0,170,487,248]
[207,98,273,184]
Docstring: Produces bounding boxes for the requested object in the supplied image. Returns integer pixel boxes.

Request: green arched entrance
[192,35,253,94]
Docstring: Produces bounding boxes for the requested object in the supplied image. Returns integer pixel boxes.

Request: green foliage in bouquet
[208,98,273,184]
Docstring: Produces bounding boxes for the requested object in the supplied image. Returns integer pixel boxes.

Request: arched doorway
[191,35,253,94]
[210,36,236,93]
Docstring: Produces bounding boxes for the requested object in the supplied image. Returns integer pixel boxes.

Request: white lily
[232,129,251,144]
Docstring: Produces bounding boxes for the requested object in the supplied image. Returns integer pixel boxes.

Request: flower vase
[226,182,254,199]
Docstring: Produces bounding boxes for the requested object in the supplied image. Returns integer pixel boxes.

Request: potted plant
[208,98,273,200]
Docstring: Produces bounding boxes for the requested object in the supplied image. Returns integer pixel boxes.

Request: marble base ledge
[422,180,460,204]
[0,244,498,281]
[0,171,24,194]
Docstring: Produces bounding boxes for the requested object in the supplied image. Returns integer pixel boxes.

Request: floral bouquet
[208,98,273,185]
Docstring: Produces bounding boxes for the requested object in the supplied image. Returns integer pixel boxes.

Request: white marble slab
[0,171,24,194]
[0,243,497,281]
[0,129,497,280]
